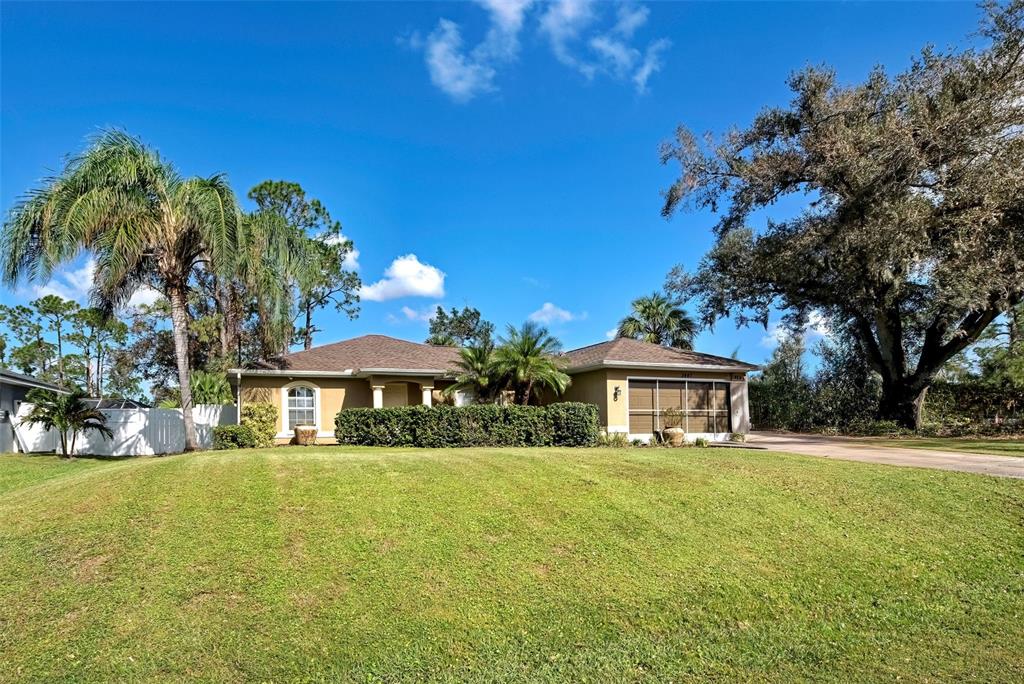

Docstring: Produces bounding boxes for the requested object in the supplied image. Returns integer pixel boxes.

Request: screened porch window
[286,386,316,429]
[627,379,731,434]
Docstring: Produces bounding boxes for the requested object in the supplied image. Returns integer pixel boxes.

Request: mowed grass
[1,447,1022,682]
[857,437,1024,457]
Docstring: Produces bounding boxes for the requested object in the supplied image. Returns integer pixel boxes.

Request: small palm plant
[492,322,571,405]
[20,389,113,459]
[444,341,499,403]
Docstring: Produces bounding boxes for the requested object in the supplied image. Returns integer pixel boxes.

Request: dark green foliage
[662,4,1024,429]
[212,424,259,450]
[425,306,494,347]
[334,403,599,448]
[546,402,601,446]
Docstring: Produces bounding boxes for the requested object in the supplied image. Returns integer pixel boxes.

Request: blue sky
[1,1,981,364]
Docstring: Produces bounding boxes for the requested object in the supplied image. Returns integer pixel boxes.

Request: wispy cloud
[528,302,586,324]
[409,1,669,101]
[760,312,831,348]
[360,254,446,302]
[416,0,535,103]
[401,304,438,322]
[605,327,617,340]
[540,0,669,92]
[32,257,95,303]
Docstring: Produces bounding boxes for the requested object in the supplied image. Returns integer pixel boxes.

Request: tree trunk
[521,379,534,406]
[56,321,64,384]
[168,283,199,452]
[215,277,235,360]
[304,303,313,350]
[876,381,928,430]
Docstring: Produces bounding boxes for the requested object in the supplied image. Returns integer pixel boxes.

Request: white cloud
[528,302,585,324]
[760,312,832,348]
[324,231,360,271]
[418,1,535,102]
[612,3,648,38]
[33,257,95,303]
[359,254,446,302]
[400,304,437,322]
[411,0,669,100]
[605,327,617,340]
[632,38,670,93]
[424,19,498,103]
[537,0,668,92]
[539,0,598,78]
[127,285,162,310]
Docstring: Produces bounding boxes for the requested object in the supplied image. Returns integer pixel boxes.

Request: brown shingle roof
[563,337,757,372]
[260,335,461,374]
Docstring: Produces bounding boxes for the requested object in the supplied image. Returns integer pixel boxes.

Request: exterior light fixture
[613,386,621,401]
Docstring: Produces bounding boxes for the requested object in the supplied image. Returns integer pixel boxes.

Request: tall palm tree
[444,341,498,403]
[617,292,697,350]
[20,388,113,458]
[492,322,571,405]
[1,130,240,451]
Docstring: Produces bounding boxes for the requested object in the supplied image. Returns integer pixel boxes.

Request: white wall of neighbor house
[13,404,236,456]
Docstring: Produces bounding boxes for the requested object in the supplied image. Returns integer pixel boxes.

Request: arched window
[286,385,317,430]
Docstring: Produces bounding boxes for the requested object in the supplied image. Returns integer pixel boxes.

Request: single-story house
[0,369,65,453]
[229,334,757,443]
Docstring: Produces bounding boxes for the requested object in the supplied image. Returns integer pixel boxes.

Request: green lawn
[1,447,1022,682]
[857,437,1024,457]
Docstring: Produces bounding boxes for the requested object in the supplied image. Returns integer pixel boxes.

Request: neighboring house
[0,369,64,453]
[231,334,757,443]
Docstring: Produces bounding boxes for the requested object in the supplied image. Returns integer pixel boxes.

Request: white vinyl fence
[13,404,237,456]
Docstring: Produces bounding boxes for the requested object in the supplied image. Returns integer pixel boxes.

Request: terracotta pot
[663,427,685,447]
[294,425,318,446]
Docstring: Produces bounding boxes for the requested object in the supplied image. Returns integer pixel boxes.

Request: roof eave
[229,367,453,378]
[229,368,357,377]
[568,360,758,374]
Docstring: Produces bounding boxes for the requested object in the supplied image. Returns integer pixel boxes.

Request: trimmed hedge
[334,403,600,448]
[212,424,259,450]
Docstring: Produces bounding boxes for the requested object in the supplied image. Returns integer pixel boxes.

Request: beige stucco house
[229,334,757,443]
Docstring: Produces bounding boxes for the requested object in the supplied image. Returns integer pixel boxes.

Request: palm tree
[492,322,571,405]
[617,292,697,350]
[1,130,240,451]
[444,341,499,403]
[20,388,113,458]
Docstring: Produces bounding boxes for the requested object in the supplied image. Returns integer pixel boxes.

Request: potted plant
[661,408,686,447]
[293,424,318,446]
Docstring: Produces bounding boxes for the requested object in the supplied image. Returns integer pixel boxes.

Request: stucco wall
[557,368,750,435]
[241,376,372,439]
[240,375,455,444]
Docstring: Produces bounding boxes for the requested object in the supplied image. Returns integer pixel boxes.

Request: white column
[372,385,384,409]
[421,385,434,407]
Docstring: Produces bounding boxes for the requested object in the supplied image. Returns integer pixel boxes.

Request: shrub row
[334,403,600,448]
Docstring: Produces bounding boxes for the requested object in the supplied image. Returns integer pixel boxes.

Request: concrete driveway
[746,432,1024,479]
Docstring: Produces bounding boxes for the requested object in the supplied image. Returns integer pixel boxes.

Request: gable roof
[232,334,757,378]
[562,337,758,373]
[238,335,462,376]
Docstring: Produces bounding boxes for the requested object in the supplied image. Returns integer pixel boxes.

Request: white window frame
[625,376,732,441]
[279,381,320,437]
